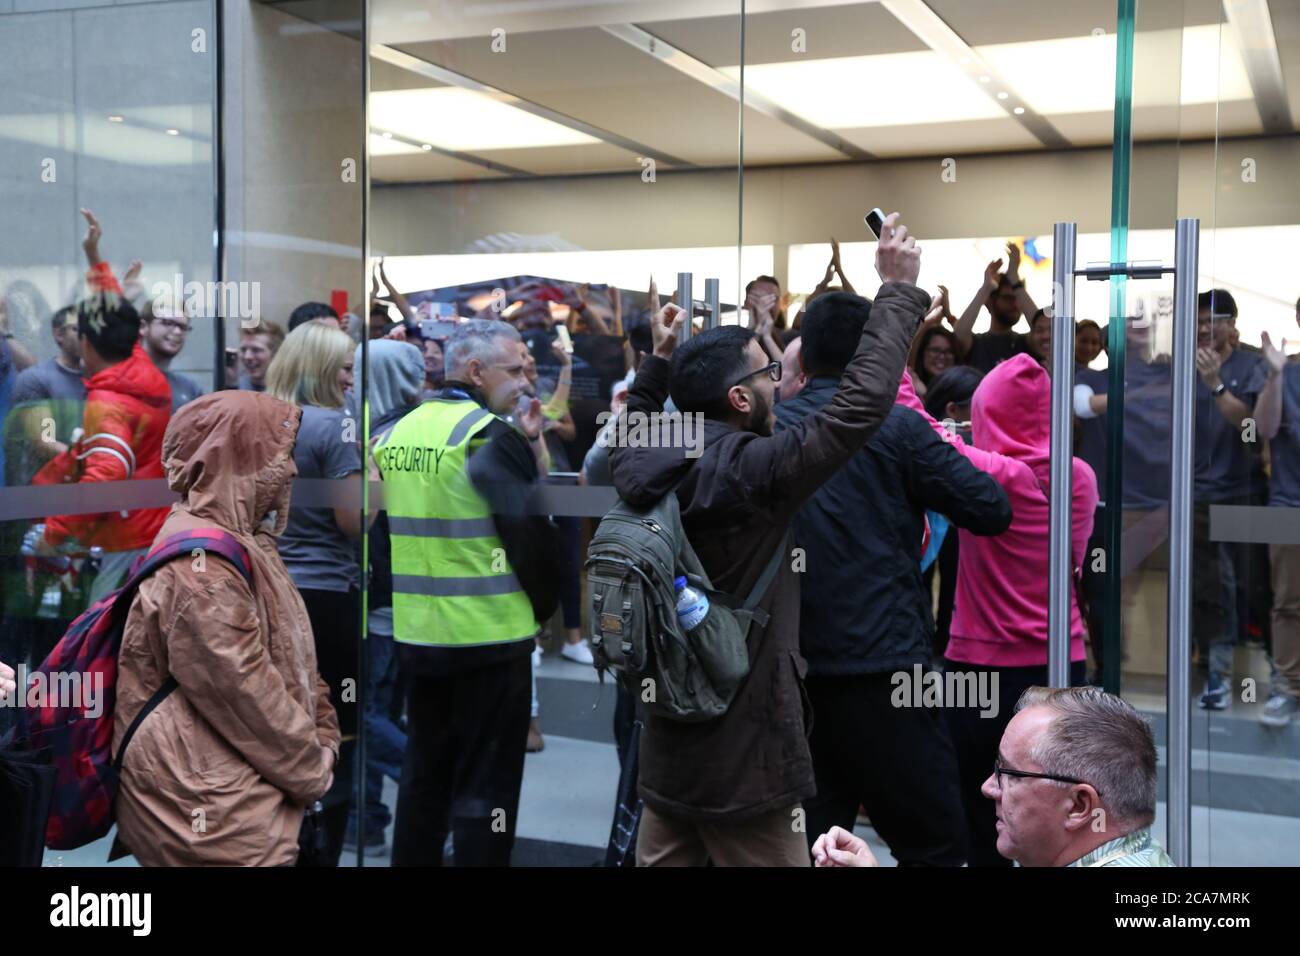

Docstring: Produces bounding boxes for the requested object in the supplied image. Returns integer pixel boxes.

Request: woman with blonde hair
[267,319,364,864]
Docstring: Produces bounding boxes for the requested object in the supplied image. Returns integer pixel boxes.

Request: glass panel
[222,0,369,866]
[366,0,744,865]
[0,0,217,865]
[1199,0,1300,866]
[742,0,1120,867]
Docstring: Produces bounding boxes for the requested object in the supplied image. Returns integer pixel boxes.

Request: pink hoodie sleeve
[896,371,1004,474]
[1071,459,1100,571]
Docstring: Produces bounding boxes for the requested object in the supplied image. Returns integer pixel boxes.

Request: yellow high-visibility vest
[374,399,536,647]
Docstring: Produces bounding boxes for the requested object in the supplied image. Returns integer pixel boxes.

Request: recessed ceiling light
[369,88,600,152]
[1013,106,1026,114]
[997,92,1009,100]
[165,128,179,136]
[979,74,991,83]
[107,115,124,123]
[421,143,432,150]
[976,24,1252,115]
[382,131,393,139]
[718,53,1003,128]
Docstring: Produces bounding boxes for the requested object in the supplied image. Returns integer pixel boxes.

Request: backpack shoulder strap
[130,530,253,587]
[737,531,788,630]
[110,530,253,775]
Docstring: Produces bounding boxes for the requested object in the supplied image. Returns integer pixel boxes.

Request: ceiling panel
[394,29,749,167]
[840,116,1041,157]
[650,4,926,66]
[371,151,509,183]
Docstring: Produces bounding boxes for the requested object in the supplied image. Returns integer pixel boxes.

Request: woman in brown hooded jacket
[113,390,340,866]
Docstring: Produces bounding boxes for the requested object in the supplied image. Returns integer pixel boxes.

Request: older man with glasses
[813,686,1174,867]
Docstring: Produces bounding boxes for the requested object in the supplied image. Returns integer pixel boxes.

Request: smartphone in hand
[864,208,886,239]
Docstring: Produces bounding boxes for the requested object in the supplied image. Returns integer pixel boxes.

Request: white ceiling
[368,0,1299,184]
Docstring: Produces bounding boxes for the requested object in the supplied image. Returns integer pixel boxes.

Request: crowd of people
[0,206,1296,867]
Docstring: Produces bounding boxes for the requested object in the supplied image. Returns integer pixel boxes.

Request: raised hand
[518,396,544,440]
[1005,240,1022,282]
[983,257,1003,293]
[874,212,922,286]
[938,284,953,323]
[80,208,103,266]
[1196,346,1224,389]
[1262,330,1287,374]
[651,303,687,359]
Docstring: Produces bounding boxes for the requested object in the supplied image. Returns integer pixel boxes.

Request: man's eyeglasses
[152,317,191,334]
[992,757,1095,793]
[727,360,782,391]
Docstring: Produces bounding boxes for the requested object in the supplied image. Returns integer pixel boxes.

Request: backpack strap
[110,530,254,775]
[736,531,788,630]
[687,530,788,632]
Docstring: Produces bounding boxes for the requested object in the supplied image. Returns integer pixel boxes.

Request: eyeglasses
[152,317,190,334]
[992,757,1095,793]
[727,360,782,391]
[924,346,953,357]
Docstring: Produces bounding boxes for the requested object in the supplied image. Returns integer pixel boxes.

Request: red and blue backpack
[13,529,251,850]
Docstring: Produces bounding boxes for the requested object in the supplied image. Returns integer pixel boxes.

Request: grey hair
[443,319,521,380]
[1014,686,1157,827]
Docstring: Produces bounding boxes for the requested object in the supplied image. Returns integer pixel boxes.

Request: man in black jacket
[776,292,1012,866]
[610,213,928,865]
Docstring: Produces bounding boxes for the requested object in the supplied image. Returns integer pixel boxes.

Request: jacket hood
[357,339,425,423]
[88,343,171,410]
[971,352,1051,467]
[162,391,302,537]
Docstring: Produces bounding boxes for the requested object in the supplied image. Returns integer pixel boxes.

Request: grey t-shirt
[1268,362,1300,508]
[277,403,362,593]
[5,358,87,484]
[1194,348,1267,502]
[165,370,205,413]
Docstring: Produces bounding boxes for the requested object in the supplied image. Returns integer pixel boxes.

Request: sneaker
[1198,672,1229,711]
[342,828,388,858]
[531,644,543,670]
[527,716,545,752]
[1259,691,1298,728]
[561,641,594,666]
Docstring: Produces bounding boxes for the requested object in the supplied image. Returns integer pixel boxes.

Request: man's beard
[749,389,773,437]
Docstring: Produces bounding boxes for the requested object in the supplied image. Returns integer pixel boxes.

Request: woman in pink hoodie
[923,353,1098,866]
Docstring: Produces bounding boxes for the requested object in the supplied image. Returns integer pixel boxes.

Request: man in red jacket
[34,210,171,603]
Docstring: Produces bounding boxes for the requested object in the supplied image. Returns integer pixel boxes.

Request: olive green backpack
[584,487,786,722]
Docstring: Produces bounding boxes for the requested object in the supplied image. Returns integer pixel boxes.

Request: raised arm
[376,258,413,321]
[1254,331,1287,440]
[1004,241,1038,321]
[735,213,928,506]
[955,258,1002,356]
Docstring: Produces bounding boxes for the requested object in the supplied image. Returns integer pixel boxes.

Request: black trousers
[803,670,968,866]
[391,652,531,866]
[299,587,361,866]
[942,658,1087,867]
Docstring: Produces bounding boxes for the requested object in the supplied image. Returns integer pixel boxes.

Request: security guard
[378,319,558,866]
